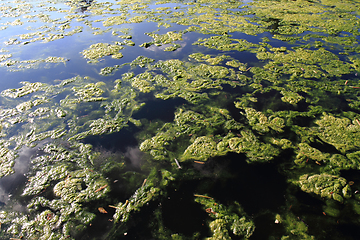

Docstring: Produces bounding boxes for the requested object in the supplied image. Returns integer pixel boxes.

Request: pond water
[1,0,360,239]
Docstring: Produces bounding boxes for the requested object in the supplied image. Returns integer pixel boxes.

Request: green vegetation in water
[195,196,255,239]
[1,0,360,239]
[81,43,124,63]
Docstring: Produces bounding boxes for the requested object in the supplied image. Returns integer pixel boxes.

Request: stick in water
[174,158,182,169]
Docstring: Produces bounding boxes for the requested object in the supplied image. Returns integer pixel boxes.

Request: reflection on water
[0,145,37,212]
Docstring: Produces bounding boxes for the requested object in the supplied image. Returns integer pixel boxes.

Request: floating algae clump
[195,196,255,239]
[314,113,360,153]
[72,82,107,102]
[182,136,219,161]
[130,71,155,93]
[219,131,280,163]
[140,106,243,162]
[243,107,285,133]
[0,145,16,178]
[6,142,109,239]
[113,184,161,223]
[1,82,44,98]
[295,142,330,166]
[146,31,183,44]
[140,106,280,163]
[257,48,354,79]
[298,173,351,202]
[81,43,124,63]
[194,35,259,52]
[103,15,129,27]
[280,90,304,105]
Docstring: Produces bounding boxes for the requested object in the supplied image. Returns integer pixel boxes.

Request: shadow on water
[201,153,287,216]
[161,180,210,237]
[159,152,287,239]
[132,97,188,122]
[83,124,140,153]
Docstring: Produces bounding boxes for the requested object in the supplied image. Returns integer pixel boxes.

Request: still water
[0,0,360,239]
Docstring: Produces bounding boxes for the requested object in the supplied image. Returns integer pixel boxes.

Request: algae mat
[0,0,360,239]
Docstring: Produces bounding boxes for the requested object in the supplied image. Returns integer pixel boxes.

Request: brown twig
[194,194,213,199]
[95,184,108,193]
[194,161,205,164]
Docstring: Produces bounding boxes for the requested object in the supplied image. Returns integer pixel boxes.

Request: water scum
[0,0,360,239]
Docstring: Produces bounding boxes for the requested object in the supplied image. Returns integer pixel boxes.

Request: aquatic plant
[195,196,255,239]
[82,43,123,63]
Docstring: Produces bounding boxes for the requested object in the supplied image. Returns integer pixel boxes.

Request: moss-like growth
[243,107,285,133]
[182,136,219,161]
[130,72,155,93]
[219,131,280,162]
[81,43,124,63]
[295,142,329,166]
[280,90,304,105]
[0,146,16,178]
[113,184,160,223]
[297,173,351,202]
[1,82,44,98]
[314,114,360,153]
[281,212,315,240]
[195,196,255,239]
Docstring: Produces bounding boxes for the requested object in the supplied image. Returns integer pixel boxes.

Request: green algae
[242,107,285,133]
[182,136,219,161]
[314,113,360,154]
[219,131,280,163]
[322,199,341,218]
[1,82,44,98]
[1,0,360,239]
[140,104,280,163]
[257,48,354,78]
[195,197,255,239]
[141,30,183,50]
[294,142,330,166]
[81,43,124,63]
[116,58,245,104]
[0,75,141,158]
[297,173,351,203]
[1,57,68,71]
[4,141,109,240]
[0,145,16,178]
[194,35,259,52]
[280,212,315,240]
[130,72,156,93]
[113,184,161,223]
[280,90,304,105]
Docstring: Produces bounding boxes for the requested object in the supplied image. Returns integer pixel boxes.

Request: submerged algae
[113,184,160,223]
[5,142,109,240]
[195,197,255,239]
